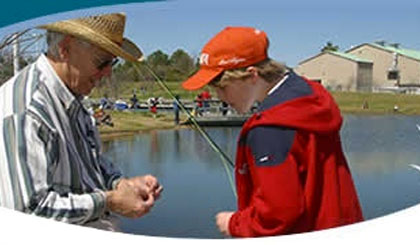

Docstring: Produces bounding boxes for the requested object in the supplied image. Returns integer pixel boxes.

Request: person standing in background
[173,95,180,125]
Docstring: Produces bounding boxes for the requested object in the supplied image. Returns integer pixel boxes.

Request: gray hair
[46,31,92,59]
[46,31,65,58]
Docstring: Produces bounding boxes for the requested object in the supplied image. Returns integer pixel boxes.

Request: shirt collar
[267,73,289,95]
[35,54,78,110]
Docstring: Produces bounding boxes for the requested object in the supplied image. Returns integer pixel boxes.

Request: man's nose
[94,65,112,80]
[100,65,113,78]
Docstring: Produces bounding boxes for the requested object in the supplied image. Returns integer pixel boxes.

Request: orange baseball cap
[182,26,268,90]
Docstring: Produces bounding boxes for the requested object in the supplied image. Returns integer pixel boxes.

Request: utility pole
[12,33,20,75]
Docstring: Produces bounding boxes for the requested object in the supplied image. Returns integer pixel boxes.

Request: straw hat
[38,13,143,62]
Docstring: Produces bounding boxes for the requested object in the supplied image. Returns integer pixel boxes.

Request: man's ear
[57,35,72,60]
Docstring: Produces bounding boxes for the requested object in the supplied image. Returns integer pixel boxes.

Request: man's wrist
[111,177,124,190]
[91,190,108,219]
[105,190,116,212]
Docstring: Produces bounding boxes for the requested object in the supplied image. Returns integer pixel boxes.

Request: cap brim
[182,67,224,90]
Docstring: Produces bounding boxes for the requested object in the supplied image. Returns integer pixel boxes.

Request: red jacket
[229,73,363,237]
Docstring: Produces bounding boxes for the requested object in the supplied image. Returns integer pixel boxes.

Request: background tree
[321,41,339,52]
[146,50,170,80]
[0,56,13,86]
[0,30,200,99]
[167,49,195,81]
[0,29,43,85]
[0,50,29,86]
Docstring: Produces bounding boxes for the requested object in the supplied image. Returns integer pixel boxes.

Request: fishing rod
[132,62,237,197]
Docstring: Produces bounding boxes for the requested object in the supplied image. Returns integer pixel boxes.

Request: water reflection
[102,115,420,238]
[340,115,420,220]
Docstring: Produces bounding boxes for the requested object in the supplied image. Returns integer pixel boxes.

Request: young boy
[182,27,363,237]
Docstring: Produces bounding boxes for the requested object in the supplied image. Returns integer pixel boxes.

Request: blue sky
[1,0,419,67]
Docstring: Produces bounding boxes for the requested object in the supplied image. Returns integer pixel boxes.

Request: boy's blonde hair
[211,58,287,87]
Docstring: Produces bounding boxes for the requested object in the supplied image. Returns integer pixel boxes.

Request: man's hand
[106,179,154,218]
[123,175,163,200]
[106,175,163,218]
[215,211,234,237]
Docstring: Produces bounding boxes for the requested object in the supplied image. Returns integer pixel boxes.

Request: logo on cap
[218,57,246,66]
[199,53,210,66]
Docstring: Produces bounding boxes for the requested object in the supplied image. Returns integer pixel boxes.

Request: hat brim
[38,21,144,63]
[182,67,224,90]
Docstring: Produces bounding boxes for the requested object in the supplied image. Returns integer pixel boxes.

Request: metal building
[346,42,420,91]
[295,51,373,92]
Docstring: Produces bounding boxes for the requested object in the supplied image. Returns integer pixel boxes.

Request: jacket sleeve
[98,155,123,190]
[229,126,305,237]
[90,113,123,191]
[10,113,107,224]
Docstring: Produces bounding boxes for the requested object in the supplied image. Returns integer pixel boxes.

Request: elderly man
[0,13,162,229]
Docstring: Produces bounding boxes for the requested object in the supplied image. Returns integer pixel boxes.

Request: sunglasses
[95,57,119,71]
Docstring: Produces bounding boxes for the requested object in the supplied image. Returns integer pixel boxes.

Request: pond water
[102,114,420,238]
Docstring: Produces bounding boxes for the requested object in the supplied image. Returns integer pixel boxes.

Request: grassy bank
[98,111,187,141]
[332,91,420,115]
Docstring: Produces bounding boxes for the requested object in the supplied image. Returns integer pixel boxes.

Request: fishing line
[132,62,237,198]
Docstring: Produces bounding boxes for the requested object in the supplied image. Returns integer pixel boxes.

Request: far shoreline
[98,108,419,142]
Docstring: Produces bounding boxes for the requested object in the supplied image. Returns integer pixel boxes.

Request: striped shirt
[0,54,122,224]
